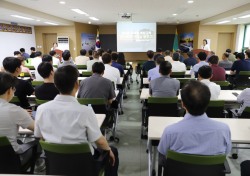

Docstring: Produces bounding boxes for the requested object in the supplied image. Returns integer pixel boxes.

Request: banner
[179,32,194,53]
[81,33,96,51]
[95,29,101,50]
[173,29,179,52]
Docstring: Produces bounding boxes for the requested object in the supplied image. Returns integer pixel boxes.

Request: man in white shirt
[87,51,101,71]
[34,65,118,173]
[171,52,186,72]
[75,49,89,65]
[49,50,60,67]
[33,51,43,81]
[198,65,220,100]
[164,50,173,63]
[102,53,120,85]
[190,51,209,77]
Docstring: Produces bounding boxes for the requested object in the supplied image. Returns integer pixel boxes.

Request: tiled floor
[113,75,250,176]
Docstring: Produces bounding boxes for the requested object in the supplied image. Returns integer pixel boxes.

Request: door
[217,33,233,60]
[43,33,57,54]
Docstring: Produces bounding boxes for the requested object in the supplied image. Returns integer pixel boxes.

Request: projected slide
[117,22,156,52]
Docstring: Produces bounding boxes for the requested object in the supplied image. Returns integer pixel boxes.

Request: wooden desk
[147,116,250,176]
[19,114,106,134]
[140,88,242,102]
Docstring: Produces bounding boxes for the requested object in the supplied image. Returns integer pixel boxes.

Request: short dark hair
[102,53,112,64]
[42,54,53,62]
[54,65,79,94]
[3,57,21,73]
[38,62,53,78]
[198,65,212,79]
[62,50,71,61]
[97,49,104,56]
[159,61,172,75]
[245,50,250,58]
[165,50,171,56]
[20,48,25,52]
[197,52,207,61]
[223,52,229,58]
[93,51,99,59]
[80,49,86,56]
[147,50,154,59]
[107,49,112,54]
[35,51,42,57]
[226,49,232,53]
[111,53,118,61]
[208,55,219,64]
[30,47,35,51]
[0,72,17,95]
[88,49,93,55]
[49,50,56,56]
[172,52,180,61]
[187,51,193,57]
[236,52,245,60]
[181,80,211,116]
[17,56,25,62]
[203,39,208,44]
[92,62,105,74]
[157,48,162,52]
[156,56,165,65]
[14,51,21,55]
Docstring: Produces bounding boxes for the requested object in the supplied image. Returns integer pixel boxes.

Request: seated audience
[30,47,36,58]
[149,61,180,97]
[153,48,163,61]
[88,49,93,60]
[184,51,197,67]
[148,56,165,81]
[87,51,101,71]
[20,48,30,60]
[17,56,33,78]
[171,52,186,72]
[235,88,250,116]
[230,52,250,75]
[241,160,250,176]
[226,49,236,62]
[0,72,38,168]
[34,65,118,174]
[35,62,59,100]
[117,52,126,66]
[14,51,21,57]
[107,49,112,54]
[198,65,221,100]
[190,52,208,77]
[164,50,173,63]
[33,51,43,81]
[208,55,226,81]
[142,50,156,76]
[58,50,77,68]
[78,62,116,105]
[3,57,34,108]
[158,80,231,166]
[102,53,120,85]
[206,51,215,62]
[176,49,185,62]
[219,52,233,70]
[75,49,89,65]
[49,50,60,67]
[111,52,124,77]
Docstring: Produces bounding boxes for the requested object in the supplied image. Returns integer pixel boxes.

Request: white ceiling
[1,0,250,26]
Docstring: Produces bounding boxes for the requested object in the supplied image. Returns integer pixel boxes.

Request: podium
[192,49,210,57]
[54,49,63,62]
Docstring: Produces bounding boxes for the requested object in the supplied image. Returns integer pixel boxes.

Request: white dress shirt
[201,44,211,51]
[33,57,43,81]
[171,61,187,72]
[75,55,89,65]
[164,56,173,63]
[87,59,101,71]
[103,64,120,85]
[200,79,221,100]
[237,88,250,115]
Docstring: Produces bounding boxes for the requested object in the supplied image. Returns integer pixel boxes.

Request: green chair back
[212,81,231,90]
[26,65,35,70]
[25,58,33,67]
[148,97,178,104]
[240,107,250,118]
[77,98,106,114]
[170,71,185,78]
[10,96,20,103]
[206,100,225,118]
[19,72,30,77]
[0,136,11,146]
[239,71,250,76]
[82,71,92,77]
[76,65,87,69]
[32,81,43,87]
[176,78,196,88]
[167,150,226,165]
[35,99,49,105]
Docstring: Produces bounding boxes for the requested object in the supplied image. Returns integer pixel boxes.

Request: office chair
[141,97,179,139]
[76,64,87,69]
[176,78,196,89]
[160,150,231,176]
[206,100,227,118]
[39,140,108,176]
[32,81,43,87]
[0,136,38,174]
[212,81,231,90]
[170,71,185,78]
[234,71,250,90]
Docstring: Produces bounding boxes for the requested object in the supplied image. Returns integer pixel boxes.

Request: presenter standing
[201,39,211,51]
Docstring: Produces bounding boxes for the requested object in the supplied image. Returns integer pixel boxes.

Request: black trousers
[241,160,250,176]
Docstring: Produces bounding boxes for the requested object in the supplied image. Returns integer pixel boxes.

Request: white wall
[235,24,245,52]
[0,23,36,66]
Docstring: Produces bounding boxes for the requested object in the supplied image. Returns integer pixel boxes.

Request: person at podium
[201,39,211,51]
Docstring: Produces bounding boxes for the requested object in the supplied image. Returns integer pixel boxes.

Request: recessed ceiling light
[233,18,237,20]
[187,1,194,3]
[216,20,230,24]
[173,14,177,16]
[88,21,91,24]
[239,14,250,19]
[11,15,34,20]
[36,19,40,21]
[71,9,87,15]
[44,22,58,25]
[85,14,89,17]
[59,1,65,4]
[89,17,99,21]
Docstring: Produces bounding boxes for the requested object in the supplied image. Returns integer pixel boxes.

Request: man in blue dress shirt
[158,80,231,165]
[148,56,164,81]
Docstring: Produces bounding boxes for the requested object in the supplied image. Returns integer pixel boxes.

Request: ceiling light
[36,19,40,21]
[216,20,230,24]
[233,18,237,20]
[59,1,66,4]
[187,1,194,3]
[71,9,87,15]
[89,17,99,21]
[44,22,58,25]
[11,15,34,20]
[239,14,250,19]
[85,14,89,17]
[88,21,91,24]
[173,14,177,16]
